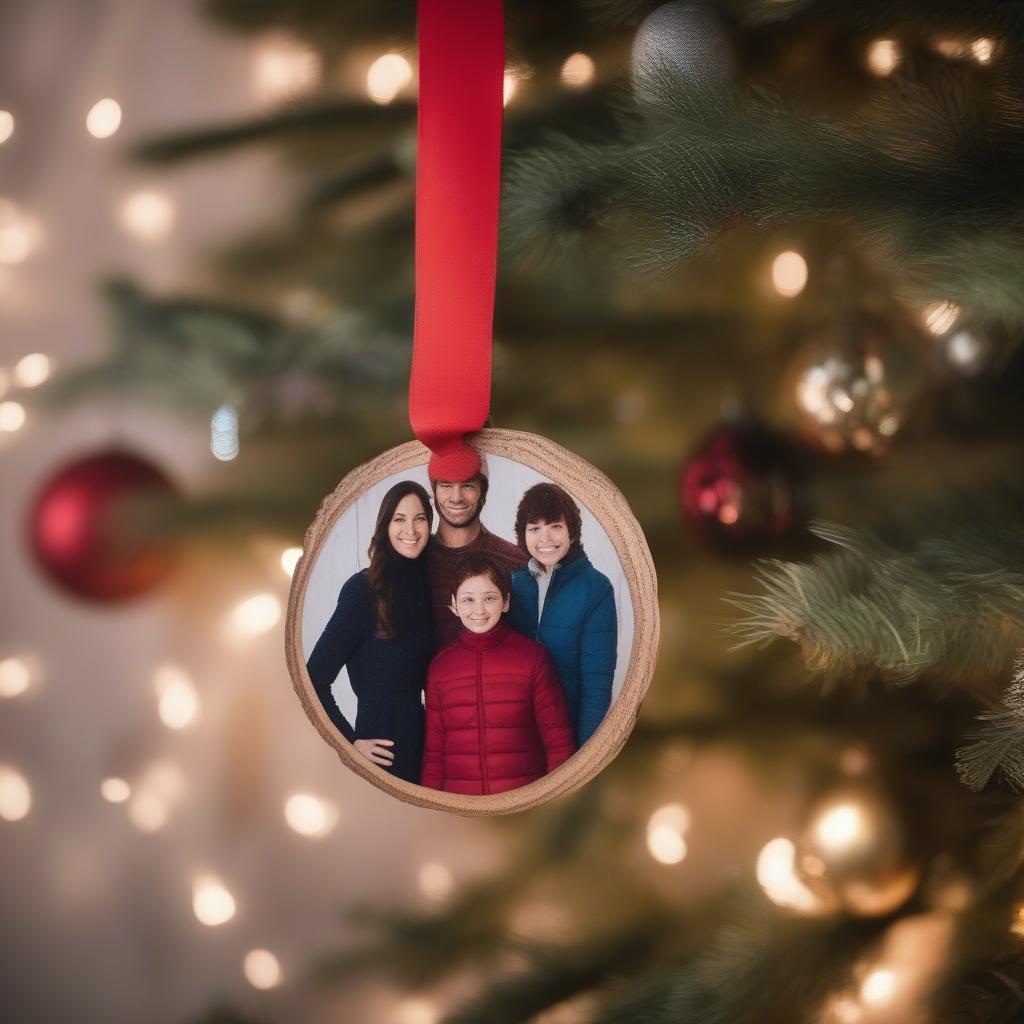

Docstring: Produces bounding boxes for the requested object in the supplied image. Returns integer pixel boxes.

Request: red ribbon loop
[409,0,504,482]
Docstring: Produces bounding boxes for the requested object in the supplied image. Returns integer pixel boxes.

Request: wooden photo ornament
[286,428,659,816]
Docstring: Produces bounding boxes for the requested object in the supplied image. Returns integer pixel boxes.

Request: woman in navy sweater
[306,480,435,784]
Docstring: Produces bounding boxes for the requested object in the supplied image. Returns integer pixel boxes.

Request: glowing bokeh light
[86,98,122,138]
[155,664,200,729]
[193,875,237,926]
[254,37,320,101]
[284,792,338,837]
[0,201,40,263]
[366,53,413,104]
[0,765,31,821]
[560,52,596,88]
[0,657,32,698]
[923,299,960,335]
[280,547,302,577]
[646,803,690,865]
[972,37,995,63]
[119,190,175,242]
[128,790,169,832]
[0,111,13,145]
[0,401,26,432]
[13,352,52,388]
[503,72,518,107]
[771,250,808,297]
[399,998,439,1024]
[230,593,282,636]
[244,948,282,989]
[100,777,131,804]
[860,967,898,1006]
[815,803,862,851]
[866,39,900,76]
[418,861,454,901]
[755,837,825,914]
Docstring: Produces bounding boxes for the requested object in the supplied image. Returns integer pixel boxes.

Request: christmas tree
[5,1,1024,1021]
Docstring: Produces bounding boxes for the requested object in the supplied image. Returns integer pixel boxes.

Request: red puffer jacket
[421,620,576,795]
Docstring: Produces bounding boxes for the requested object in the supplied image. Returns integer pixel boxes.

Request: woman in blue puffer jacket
[506,482,617,747]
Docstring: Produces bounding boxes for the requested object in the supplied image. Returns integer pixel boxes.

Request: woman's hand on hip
[354,739,395,767]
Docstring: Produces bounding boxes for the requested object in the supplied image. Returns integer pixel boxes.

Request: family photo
[300,453,633,796]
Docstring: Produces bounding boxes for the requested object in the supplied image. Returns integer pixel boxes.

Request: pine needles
[726,494,1024,682]
[504,67,1024,319]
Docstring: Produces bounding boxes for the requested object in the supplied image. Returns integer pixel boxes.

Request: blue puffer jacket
[508,551,617,747]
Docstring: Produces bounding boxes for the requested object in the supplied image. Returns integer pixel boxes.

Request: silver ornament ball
[631,1,735,100]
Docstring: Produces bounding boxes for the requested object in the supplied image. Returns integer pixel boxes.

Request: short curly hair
[450,553,511,599]
[514,483,583,552]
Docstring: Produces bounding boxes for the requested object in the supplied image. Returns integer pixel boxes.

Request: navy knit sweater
[306,557,435,784]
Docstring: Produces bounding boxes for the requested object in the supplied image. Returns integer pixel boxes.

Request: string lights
[503,71,519,107]
[0,199,41,263]
[128,760,185,833]
[0,400,26,433]
[192,874,237,926]
[398,999,439,1024]
[0,656,32,698]
[244,948,282,989]
[866,39,901,76]
[771,250,808,298]
[154,664,201,730]
[280,547,302,577]
[0,765,31,821]
[417,861,454,901]
[229,593,282,636]
[119,190,175,242]
[756,836,829,915]
[560,52,596,88]
[366,53,413,105]
[646,802,690,865]
[13,353,53,388]
[253,36,320,101]
[86,98,122,139]
[283,792,338,838]
[100,777,131,804]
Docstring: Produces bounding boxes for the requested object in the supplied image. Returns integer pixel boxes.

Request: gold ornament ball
[789,312,922,455]
[794,785,920,917]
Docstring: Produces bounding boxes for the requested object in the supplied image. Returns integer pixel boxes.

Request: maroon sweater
[426,526,528,649]
[421,621,576,795]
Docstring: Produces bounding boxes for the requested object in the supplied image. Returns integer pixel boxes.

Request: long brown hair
[367,480,433,639]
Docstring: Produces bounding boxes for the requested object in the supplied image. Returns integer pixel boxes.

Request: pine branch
[726,492,1024,682]
[134,100,414,164]
[592,893,883,1024]
[312,789,605,989]
[958,653,1024,792]
[505,73,1024,319]
[440,922,671,1024]
[735,0,1024,34]
[42,280,408,415]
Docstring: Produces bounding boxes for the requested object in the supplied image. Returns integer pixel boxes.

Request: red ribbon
[410,0,504,482]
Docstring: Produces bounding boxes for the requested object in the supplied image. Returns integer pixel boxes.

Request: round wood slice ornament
[286,429,658,815]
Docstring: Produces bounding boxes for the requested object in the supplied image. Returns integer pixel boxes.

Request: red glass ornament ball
[29,449,178,602]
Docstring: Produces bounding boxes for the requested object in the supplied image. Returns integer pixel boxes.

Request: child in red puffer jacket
[420,554,576,795]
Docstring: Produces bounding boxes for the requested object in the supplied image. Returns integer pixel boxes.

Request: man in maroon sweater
[426,461,527,650]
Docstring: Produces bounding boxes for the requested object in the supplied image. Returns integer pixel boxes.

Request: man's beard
[436,503,482,530]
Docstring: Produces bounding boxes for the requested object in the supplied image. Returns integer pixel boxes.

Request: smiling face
[387,492,430,559]
[524,517,570,569]
[433,478,483,529]
[451,573,509,634]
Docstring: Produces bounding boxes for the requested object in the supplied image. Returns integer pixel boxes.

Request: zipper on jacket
[476,645,490,795]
